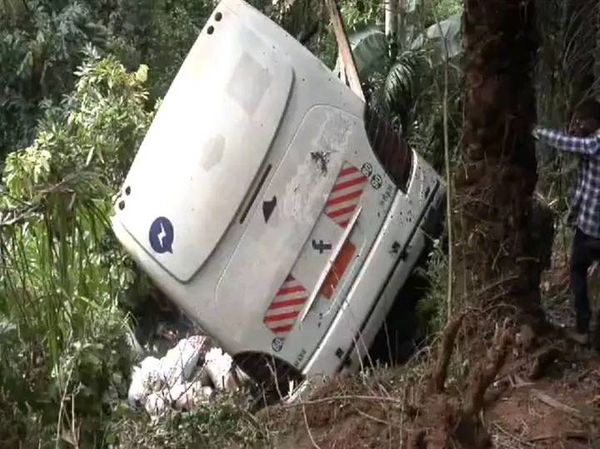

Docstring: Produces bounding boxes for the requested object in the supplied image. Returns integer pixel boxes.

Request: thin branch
[355,408,391,426]
[529,431,590,443]
[302,404,322,449]
[55,365,75,449]
[530,389,585,420]
[281,394,404,409]
[429,0,453,321]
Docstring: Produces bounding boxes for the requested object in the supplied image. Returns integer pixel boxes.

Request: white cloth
[127,335,249,416]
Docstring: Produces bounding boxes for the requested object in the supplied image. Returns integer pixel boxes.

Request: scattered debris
[170,383,214,411]
[127,335,249,417]
[204,347,251,390]
[160,335,210,386]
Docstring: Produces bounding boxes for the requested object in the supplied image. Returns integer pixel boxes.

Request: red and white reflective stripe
[264,275,308,336]
[264,162,366,335]
[325,163,368,228]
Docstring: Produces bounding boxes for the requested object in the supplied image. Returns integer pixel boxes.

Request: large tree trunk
[457,0,544,326]
[595,1,600,89]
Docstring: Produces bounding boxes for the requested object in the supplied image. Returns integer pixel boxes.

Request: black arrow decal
[262,196,277,223]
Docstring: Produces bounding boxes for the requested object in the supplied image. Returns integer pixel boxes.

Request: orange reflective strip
[320,240,356,299]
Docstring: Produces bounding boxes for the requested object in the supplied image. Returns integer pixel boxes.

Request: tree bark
[595,1,600,89]
[457,0,544,326]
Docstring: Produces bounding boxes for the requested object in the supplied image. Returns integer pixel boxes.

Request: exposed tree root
[462,324,512,417]
[265,273,600,449]
[453,325,512,449]
[431,313,465,393]
[407,319,514,449]
[266,310,600,449]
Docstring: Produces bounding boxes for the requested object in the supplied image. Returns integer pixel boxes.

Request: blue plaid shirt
[534,127,600,238]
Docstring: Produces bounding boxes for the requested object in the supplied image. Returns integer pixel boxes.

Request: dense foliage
[0,1,216,446]
[0,49,152,448]
[0,0,216,160]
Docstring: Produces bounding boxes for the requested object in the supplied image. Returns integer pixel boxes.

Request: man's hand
[532,126,600,156]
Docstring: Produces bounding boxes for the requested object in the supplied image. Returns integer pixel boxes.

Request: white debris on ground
[127,335,249,416]
[204,347,251,390]
[159,335,208,386]
[170,382,214,411]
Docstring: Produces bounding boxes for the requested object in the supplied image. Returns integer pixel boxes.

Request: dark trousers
[570,228,600,332]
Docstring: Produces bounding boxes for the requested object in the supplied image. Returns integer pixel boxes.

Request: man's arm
[533,127,600,156]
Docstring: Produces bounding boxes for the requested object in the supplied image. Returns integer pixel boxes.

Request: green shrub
[109,394,269,449]
[0,48,153,448]
[415,239,449,336]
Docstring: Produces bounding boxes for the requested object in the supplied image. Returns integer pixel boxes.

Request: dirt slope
[262,252,600,449]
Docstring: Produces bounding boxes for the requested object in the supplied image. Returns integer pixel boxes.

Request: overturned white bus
[111,0,445,399]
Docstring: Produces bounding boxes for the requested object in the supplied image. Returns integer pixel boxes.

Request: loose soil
[263,251,600,449]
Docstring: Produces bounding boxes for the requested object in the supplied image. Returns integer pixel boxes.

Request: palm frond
[378,49,428,126]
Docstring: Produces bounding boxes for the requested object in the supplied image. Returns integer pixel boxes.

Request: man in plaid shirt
[534,98,600,346]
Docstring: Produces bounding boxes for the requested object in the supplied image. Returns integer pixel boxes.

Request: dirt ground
[264,251,600,449]
[484,252,600,449]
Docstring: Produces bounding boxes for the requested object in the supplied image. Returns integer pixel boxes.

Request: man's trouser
[570,228,600,333]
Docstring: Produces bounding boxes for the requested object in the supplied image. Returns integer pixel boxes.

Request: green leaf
[337,13,463,84]
[135,64,149,84]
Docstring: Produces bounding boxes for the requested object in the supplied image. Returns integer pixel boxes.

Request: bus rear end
[111,0,445,399]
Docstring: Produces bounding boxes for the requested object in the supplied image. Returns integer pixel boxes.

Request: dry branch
[432,313,465,393]
[324,0,364,101]
[281,394,404,409]
[529,431,589,442]
[530,389,584,419]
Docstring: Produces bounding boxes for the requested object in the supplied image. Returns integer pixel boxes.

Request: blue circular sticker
[149,217,174,254]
